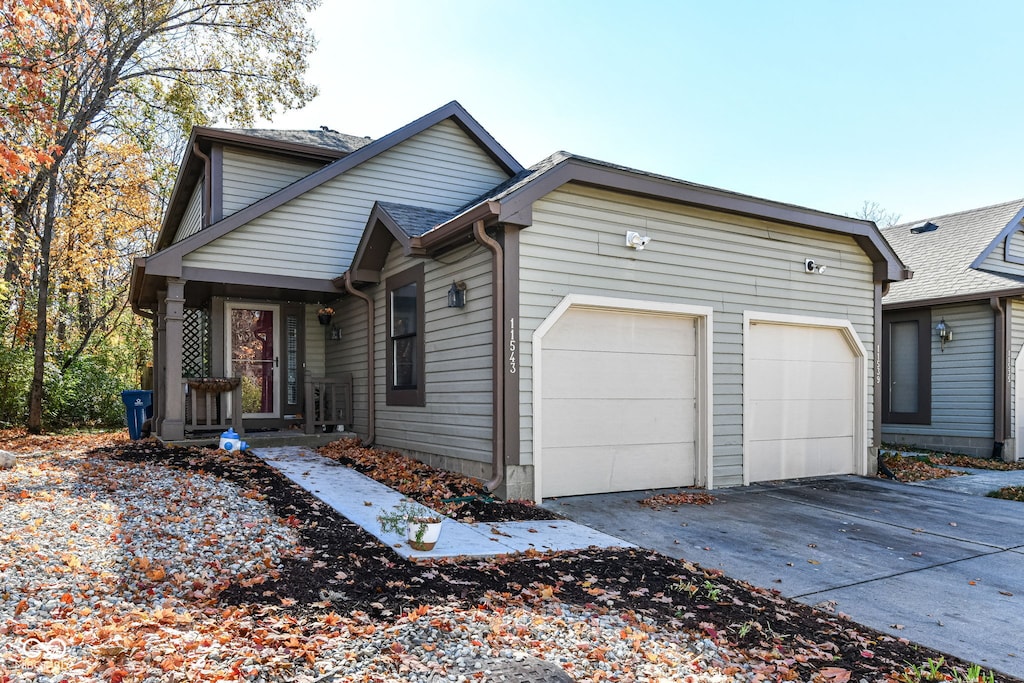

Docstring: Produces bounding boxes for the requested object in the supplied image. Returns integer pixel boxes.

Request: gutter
[343,272,375,447]
[473,219,505,493]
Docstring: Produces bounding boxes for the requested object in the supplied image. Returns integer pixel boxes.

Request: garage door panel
[747,437,856,482]
[544,309,695,355]
[544,350,696,400]
[749,324,851,361]
[543,397,694,448]
[540,305,701,498]
[747,322,860,483]
[543,442,697,498]
[749,398,855,440]
[747,359,856,401]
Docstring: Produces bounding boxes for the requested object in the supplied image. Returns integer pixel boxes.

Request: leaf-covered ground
[1,432,1018,682]
[881,448,1024,483]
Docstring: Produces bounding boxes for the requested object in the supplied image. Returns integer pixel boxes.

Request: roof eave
[427,157,909,282]
[883,286,1024,310]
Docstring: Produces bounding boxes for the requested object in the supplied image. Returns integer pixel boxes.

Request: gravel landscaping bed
[0,433,1015,682]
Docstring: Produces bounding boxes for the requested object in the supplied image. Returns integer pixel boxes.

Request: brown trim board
[147,102,523,270]
[501,226,521,467]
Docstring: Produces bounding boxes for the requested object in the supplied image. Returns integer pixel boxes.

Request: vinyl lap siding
[518,185,877,488]
[221,149,322,217]
[884,303,994,440]
[305,305,326,378]
[378,241,494,462]
[326,240,495,462]
[1010,299,1024,438]
[980,226,1024,276]
[182,120,510,279]
[172,182,204,243]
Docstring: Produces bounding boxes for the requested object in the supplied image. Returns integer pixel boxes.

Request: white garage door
[746,322,859,483]
[540,307,698,498]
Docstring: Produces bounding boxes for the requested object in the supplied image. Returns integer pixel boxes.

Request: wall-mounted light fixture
[936,318,953,351]
[330,324,342,341]
[625,230,651,250]
[447,281,467,308]
[804,258,827,274]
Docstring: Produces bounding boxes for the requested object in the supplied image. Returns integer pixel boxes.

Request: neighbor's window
[882,309,931,424]
[386,264,425,406]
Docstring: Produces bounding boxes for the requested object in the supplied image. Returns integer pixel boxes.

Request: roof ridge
[890,197,1024,230]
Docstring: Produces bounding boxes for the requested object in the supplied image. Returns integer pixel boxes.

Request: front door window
[226,304,280,418]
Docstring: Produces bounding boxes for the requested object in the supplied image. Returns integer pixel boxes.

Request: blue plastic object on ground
[121,390,153,440]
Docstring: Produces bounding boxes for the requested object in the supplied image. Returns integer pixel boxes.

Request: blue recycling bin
[121,390,153,440]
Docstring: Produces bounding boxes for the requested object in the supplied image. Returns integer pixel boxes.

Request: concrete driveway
[552,475,1024,680]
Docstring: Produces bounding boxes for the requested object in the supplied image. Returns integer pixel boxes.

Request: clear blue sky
[259,1,1024,224]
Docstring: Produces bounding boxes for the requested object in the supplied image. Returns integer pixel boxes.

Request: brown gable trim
[189,127,357,162]
[148,102,522,273]
[155,129,350,251]
[969,204,1024,269]
[426,158,910,282]
[883,288,1024,310]
[347,204,424,283]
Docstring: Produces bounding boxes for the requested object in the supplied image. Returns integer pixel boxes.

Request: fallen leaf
[818,667,851,682]
[999,590,1014,596]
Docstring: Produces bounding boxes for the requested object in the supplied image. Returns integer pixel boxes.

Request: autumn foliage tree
[1,0,320,431]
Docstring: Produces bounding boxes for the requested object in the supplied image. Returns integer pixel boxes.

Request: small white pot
[406,517,442,551]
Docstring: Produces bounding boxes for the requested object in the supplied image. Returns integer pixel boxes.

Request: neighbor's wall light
[936,318,953,351]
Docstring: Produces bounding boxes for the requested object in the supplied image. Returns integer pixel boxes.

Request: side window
[882,309,931,424]
[386,264,425,406]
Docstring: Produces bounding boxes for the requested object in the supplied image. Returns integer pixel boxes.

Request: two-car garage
[534,298,865,500]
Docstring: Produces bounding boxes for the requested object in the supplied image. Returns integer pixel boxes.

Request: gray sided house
[881,199,1024,461]
[130,101,908,501]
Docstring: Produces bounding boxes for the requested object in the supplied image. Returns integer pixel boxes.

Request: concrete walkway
[553,475,1024,680]
[252,446,633,561]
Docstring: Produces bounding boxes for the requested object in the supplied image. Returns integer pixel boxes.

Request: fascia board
[970,205,1024,269]
[147,101,521,272]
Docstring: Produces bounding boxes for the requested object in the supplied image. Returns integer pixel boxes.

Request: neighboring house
[881,199,1024,461]
[130,101,908,501]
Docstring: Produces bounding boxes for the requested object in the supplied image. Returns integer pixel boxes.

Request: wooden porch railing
[183,378,245,436]
[304,375,353,435]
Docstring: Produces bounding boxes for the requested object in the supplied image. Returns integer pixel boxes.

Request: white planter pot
[406,518,442,551]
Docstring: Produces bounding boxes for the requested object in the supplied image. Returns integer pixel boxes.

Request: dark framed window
[882,309,931,424]
[386,264,425,406]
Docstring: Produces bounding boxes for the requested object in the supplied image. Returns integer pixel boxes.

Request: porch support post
[154,291,167,435]
[151,315,161,436]
[162,278,187,440]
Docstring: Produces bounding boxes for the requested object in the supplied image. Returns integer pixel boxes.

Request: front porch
[134,275,354,443]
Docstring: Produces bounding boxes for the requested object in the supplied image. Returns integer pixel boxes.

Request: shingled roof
[881,199,1024,306]
[222,128,373,155]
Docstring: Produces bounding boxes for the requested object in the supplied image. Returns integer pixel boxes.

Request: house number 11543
[508,317,517,374]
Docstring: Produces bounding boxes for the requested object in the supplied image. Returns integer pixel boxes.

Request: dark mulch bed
[100,440,1019,682]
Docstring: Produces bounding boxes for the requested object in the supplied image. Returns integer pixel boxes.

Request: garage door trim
[742,310,868,485]
[532,294,714,503]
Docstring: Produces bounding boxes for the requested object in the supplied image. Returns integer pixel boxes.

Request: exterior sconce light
[447,281,467,308]
[330,324,342,341]
[936,318,953,351]
[804,259,827,274]
[626,230,651,250]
